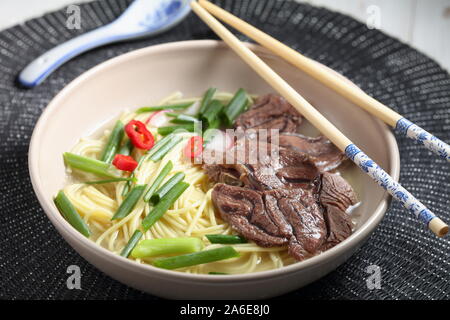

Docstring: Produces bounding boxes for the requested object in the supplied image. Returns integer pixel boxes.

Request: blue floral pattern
[396,118,450,162]
[139,1,183,29]
[345,144,436,225]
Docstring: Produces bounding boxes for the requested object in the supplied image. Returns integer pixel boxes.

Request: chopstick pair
[198,0,450,163]
[190,0,448,237]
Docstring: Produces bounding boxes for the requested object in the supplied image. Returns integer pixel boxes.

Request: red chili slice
[112,154,138,172]
[184,136,204,159]
[146,109,171,127]
[125,120,154,150]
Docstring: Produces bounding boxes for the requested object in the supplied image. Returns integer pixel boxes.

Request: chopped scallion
[223,88,249,125]
[84,177,136,185]
[169,114,200,124]
[199,87,217,115]
[112,184,146,220]
[118,139,133,156]
[131,237,203,258]
[157,124,197,136]
[205,234,247,244]
[63,152,120,179]
[143,161,173,202]
[149,135,183,162]
[120,230,143,257]
[141,181,189,231]
[201,99,224,126]
[153,246,239,270]
[150,172,185,204]
[136,102,194,113]
[100,120,125,163]
[54,190,90,237]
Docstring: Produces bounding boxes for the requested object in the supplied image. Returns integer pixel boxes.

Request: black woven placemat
[1,0,449,300]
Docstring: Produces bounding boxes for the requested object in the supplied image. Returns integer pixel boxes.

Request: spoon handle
[18,23,123,88]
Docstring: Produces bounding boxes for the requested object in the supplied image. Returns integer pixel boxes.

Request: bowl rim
[28,39,400,283]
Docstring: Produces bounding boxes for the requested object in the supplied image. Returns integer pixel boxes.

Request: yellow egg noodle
[64,91,296,274]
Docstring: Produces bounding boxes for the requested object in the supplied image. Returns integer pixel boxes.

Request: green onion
[143,161,173,202]
[64,152,120,178]
[224,88,249,125]
[122,183,131,197]
[149,135,183,162]
[122,134,174,197]
[121,156,144,197]
[203,129,216,145]
[153,246,239,270]
[120,230,143,258]
[84,177,136,185]
[142,181,189,231]
[100,120,124,163]
[203,118,222,144]
[206,234,247,244]
[169,114,200,124]
[207,116,221,130]
[54,191,90,237]
[119,139,133,156]
[150,172,185,205]
[157,123,197,136]
[112,184,146,220]
[208,272,229,275]
[201,100,224,126]
[199,87,217,115]
[131,237,203,258]
[148,134,174,154]
[136,102,193,113]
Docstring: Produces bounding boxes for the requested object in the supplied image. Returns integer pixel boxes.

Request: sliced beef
[279,133,347,172]
[203,165,243,187]
[212,183,327,261]
[203,138,284,190]
[211,183,288,247]
[233,138,287,190]
[276,147,319,186]
[263,188,327,260]
[234,94,302,133]
[211,173,358,261]
[205,93,357,261]
[319,172,357,249]
[204,137,319,191]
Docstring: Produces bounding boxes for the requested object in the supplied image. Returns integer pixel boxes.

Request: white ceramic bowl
[28,40,400,299]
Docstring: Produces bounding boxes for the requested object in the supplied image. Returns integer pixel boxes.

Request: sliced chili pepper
[112,154,138,172]
[146,109,172,127]
[125,120,154,150]
[184,136,203,159]
[145,111,158,124]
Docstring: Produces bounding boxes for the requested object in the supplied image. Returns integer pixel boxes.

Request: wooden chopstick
[191,1,448,237]
[198,0,450,163]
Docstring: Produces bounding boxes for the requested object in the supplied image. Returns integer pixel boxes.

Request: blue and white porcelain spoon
[19,0,192,88]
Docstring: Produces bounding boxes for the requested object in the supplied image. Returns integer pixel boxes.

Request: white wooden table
[0,0,448,71]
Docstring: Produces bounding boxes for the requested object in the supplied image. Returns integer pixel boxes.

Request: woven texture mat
[1,0,449,300]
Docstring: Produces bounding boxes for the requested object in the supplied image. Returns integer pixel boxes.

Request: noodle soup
[57,89,360,274]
